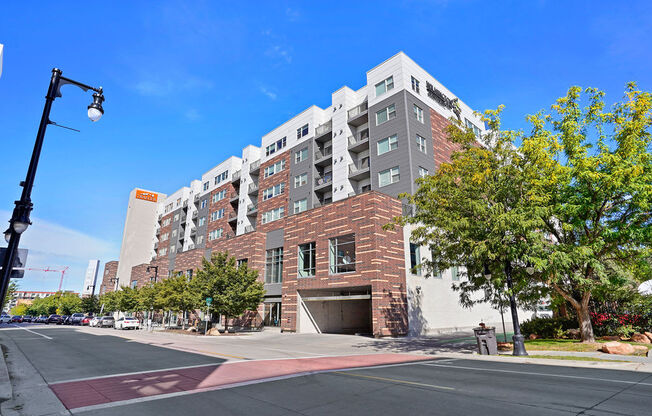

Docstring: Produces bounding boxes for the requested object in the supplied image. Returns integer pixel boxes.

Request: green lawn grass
[524,354,635,363]
[523,338,651,355]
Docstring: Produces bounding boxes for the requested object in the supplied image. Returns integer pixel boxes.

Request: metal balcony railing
[244,225,256,233]
[347,102,368,119]
[249,160,261,172]
[315,120,332,137]
[315,174,333,187]
[348,130,370,147]
[231,171,241,182]
[247,203,258,213]
[248,183,259,193]
[314,146,332,160]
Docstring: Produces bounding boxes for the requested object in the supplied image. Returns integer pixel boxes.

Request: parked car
[70,313,86,325]
[11,315,23,323]
[98,316,115,328]
[36,315,48,323]
[81,316,92,326]
[60,315,70,325]
[47,314,62,324]
[0,315,12,324]
[89,316,101,327]
[114,317,140,330]
[22,315,33,323]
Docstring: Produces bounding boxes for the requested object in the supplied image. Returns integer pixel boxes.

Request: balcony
[183,200,188,208]
[247,203,258,215]
[194,194,200,203]
[314,174,333,191]
[314,146,333,167]
[229,192,239,203]
[190,227,197,236]
[348,129,370,152]
[248,182,259,194]
[347,102,368,126]
[231,171,241,182]
[155,227,160,236]
[192,211,198,219]
[249,160,260,174]
[244,225,256,233]
[158,214,162,220]
[314,120,332,141]
[154,241,159,249]
[348,158,370,181]
[228,211,238,222]
[187,244,195,251]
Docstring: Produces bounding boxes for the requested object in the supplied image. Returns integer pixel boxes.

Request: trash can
[473,326,498,355]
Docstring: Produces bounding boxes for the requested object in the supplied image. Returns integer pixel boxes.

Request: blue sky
[1,1,651,292]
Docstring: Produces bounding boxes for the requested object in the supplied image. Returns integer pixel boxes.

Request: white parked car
[89,316,102,327]
[0,315,12,324]
[114,317,140,330]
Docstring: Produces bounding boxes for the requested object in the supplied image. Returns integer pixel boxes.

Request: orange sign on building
[135,190,158,202]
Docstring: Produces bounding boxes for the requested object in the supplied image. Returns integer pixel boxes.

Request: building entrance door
[263,302,281,326]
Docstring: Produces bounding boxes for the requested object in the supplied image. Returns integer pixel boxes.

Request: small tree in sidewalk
[193,252,265,332]
[156,274,195,329]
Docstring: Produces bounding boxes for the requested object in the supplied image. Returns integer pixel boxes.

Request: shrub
[521,317,577,339]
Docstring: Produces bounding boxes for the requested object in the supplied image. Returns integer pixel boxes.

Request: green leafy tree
[10,303,28,316]
[156,274,195,329]
[99,291,119,314]
[193,252,265,331]
[117,286,140,314]
[80,295,100,314]
[3,281,18,311]
[397,83,652,343]
[55,292,83,315]
[137,282,161,318]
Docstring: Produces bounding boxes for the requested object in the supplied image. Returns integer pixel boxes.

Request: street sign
[0,248,28,278]
[206,297,212,306]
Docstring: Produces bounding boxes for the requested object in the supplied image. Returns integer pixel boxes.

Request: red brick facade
[430,108,460,169]
[206,182,239,247]
[99,261,118,294]
[157,212,173,257]
[257,152,290,232]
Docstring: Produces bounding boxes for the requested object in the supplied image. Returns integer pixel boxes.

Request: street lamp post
[0,68,104,305]
[505,261,528,356]
[146,266,159,283]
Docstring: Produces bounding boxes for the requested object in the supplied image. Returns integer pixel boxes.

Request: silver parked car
[98,316,115,328]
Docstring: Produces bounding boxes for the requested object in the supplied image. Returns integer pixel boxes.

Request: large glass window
[263,183,285,200]
[295,147,308,163]
[377,134,398,155]
[375,104,396,125]
[416,135,427,153]
[198,217,206,226]
[409,243,422,275]
[294,173,307,188]
[294,198,307,214]
[262,207,284,224]
[200,199,207,209]
[212,189,226,203]
[411,76,420,94]
[329,234,356,274]
[208,228,223,241]
[265,248,283,283]
[375,76,394,97]
[413,104,424,123]
[378,166,400,187]
[265,137,287,156]
[451,266,460,281]
[297,124,309,139]
[418,166,429,178]
[264,160,286,178]
[298,242,316,277]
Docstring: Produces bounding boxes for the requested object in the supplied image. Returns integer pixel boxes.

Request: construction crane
[26,266,70,292]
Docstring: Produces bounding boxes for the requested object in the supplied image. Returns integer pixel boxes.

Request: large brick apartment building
[114,52,513,336]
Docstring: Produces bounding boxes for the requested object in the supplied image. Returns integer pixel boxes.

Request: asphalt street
[1,324,651,415]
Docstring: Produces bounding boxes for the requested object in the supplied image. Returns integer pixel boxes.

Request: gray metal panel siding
[196,196,210,249]
[405,91,437,192]
[167,207,183,262]
[264,283,282,297]
[288,140,314,213]
[367,90,414,198]
[266,228,284,249]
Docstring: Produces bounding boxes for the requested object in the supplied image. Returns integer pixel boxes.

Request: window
[171,229,177,237]
[131,280,138,289]
[208,228,223,241]
[294,173,307,188]
[295,147,308,163]
[264,160,286,178]
[409,243,422,275]
[186,269,193,278]
[413,104,424,123]
[263,183,285,201]
[329,234,356,274]
[200,199,207,209]
[159,247,167,256]
[262,207,284,224]
[197,235,204,245]
[212,190,226,203]
[162,218,171,227]
[265,137,287,156]
[298,242,316,277]
[411,76,420,94]
[210,208,224,221]
[418,166,429,178]
[293,198,307,214]
[375,104,396,125]
[378,166,400,187]
[375,76,394,97]
[173,213,179,222]
[377,134,398,155]
[416,135,427,153]
[296,124,309,139]
[451,266,460,281]
[161,233,169,241]
[214,171,228,185]
[203,182,209,191]
[198,217,206,226]
[465,118,482,139]
[170,245,176,253]
[430,249,443,278]
[265,248,283,283]
[237,259,248,268]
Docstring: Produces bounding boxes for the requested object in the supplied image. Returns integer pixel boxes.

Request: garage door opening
[298,287,371,335]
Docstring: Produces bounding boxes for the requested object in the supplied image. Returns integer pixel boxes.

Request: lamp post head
[87,90,104,122]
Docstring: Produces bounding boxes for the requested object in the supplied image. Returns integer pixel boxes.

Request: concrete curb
[0,344,12,402]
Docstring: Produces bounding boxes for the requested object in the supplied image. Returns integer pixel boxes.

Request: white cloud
[134,75,214,97]
[259,86,277,100]
[1,211,119,293]
[265,45,292,64]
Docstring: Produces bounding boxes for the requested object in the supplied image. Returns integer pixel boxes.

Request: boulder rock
[207,328,221,336]
[632,345,649,355]
[528,334,539,340]
[601,341,636,355]
[644,332,652,343]
[600,336,621,341]
[631,333,651,344]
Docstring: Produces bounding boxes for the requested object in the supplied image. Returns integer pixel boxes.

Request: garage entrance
[297,287,372,335]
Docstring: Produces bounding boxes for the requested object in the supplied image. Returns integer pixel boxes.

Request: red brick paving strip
[50,354,431,409]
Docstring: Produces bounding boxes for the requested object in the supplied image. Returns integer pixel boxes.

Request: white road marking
[10,324,52,339]
[420,363,652,387]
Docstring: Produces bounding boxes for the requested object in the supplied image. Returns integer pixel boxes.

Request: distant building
[5,290,79,312]
[81,260,100,297]
[98,261,119,295]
